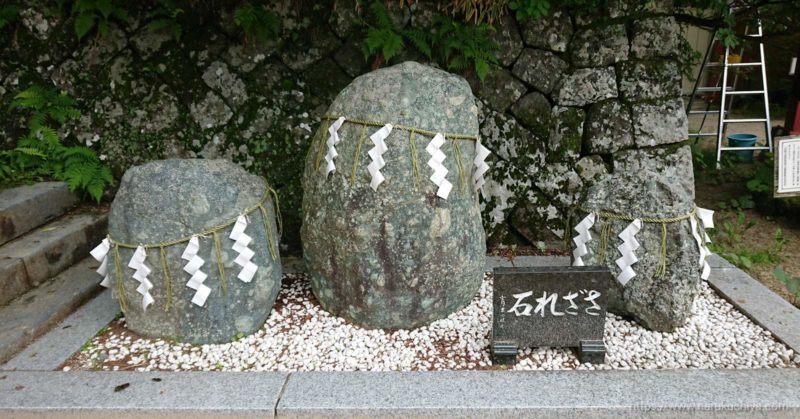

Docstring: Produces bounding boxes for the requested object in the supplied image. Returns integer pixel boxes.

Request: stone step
[0,257,103,365]
[0,182,78,246]
[0,212,107,306]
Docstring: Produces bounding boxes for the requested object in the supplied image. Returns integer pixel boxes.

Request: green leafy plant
[361,1,431,69]
[2,86,112,202]
[508,0,549,21]
[430,16,497,80]
[233,3,280,46]
[774,266,800,304]
[0,3,20,30]
[448,0,509,23]
[146,0,184,42]
[71,0,130,39]
[717,194,755,211]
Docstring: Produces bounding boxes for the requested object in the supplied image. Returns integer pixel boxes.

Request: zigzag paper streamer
[324,116,346,177]
[181,236,211,307]
[425,133,453,199]
[692,207,715,280]
[90,238,112,288]
[367,124,392,191]
[127,246,155,311]
[615,219,642,286]
[572,212,596,267]
[473,141,490,195]
[230,215,258,283]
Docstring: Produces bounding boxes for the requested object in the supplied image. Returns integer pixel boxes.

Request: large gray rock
[581,145,700,332]
[301,62,486,329]
[109,159,282,343]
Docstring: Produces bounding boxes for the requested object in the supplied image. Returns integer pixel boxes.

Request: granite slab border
[1,255,799,417]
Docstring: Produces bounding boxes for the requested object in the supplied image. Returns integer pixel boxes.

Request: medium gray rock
[301,62,486,329]
[509,92,552,137]
[632,98,688,147]
[584,100,634,154]
[512,49,568,94]
[631,17,681,59]
[575,155,608,183]
[468,66,526,112]
[619,60,682,101]
[547,106,584,164]
[608,0,674,18]
[490,14,523,67]
[569,24,629,67]
[582,147,699,331]
[109,159,282,344]
[555,67,618,106]
[480,100,546,170]
[521,11,572,52]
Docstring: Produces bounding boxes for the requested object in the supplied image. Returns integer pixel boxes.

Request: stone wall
[0,1,689,253]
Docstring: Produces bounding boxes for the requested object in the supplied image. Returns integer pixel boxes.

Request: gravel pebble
[72,273,800,371]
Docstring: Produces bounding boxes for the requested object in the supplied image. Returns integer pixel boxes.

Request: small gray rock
[109,159,282,344]
[582,146,699,332]
[512,49,569,94]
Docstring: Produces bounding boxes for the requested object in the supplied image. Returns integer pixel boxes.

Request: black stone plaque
[491,266,611,365]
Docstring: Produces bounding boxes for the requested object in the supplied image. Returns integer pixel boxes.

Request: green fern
[0,3,20,30]
[11,87,80,130]
[5,85,112,202]
[430,16,497,81]
[361,2,432,68]
[71,0,130,40]
[146,0,184,42]
[233,3,280,46]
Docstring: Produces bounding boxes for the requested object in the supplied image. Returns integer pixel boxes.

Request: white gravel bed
[68,273,800,372]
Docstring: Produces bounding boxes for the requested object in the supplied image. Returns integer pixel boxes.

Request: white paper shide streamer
[324,116,346,177]
[615,219,642,286]
[230,215,258,283]
[181,236,211,306]
[90,238,112,288]
[473,141,490,195]
[367,124,392,191]
[426,133,453,199]
[127,246,155,311]
[572,213,596,267]
[690,207,715,280]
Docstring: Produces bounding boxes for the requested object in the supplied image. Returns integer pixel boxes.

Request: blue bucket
[727,133,758,163]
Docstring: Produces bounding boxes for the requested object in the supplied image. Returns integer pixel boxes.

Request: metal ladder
[685,18,773,164]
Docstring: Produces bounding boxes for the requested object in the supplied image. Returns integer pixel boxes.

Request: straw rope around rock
[572,206,703,278]
[315,116,481,197]
[104,182,281,312]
